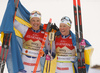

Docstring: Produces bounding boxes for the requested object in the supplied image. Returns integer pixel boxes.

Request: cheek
[30,21,34,25]
[59,28,62,32]
[65,27,70,32]
[35,21,41,25]
[37,22,41,25]
[63,27,68,31]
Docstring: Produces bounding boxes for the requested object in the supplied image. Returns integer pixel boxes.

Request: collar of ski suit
[55,30,76,46]
[31,28,41,33]
[61,34,70,38]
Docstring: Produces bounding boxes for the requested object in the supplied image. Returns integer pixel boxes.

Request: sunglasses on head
[30,11,41,15]
[61,16,72,23]
[61,16,70,21]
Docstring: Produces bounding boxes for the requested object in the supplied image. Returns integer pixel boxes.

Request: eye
[32,20,35,22]
[37,20,40,22]
[62,25,66,27]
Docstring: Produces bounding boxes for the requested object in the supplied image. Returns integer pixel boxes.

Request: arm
[84,40,94,72]
[14,20,28,37]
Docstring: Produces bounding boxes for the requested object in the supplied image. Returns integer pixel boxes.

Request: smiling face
[59,23,71,36]
[30,17,41,30]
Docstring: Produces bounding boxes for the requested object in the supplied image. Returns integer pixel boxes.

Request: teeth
[34,25,38,27]
[61,30,65,32]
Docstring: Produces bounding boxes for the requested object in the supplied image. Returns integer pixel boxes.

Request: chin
[61,33,66,36]
[34,28,39,30]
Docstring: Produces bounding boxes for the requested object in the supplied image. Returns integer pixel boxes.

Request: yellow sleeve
[14,16,32,38]
[84,46,94,65]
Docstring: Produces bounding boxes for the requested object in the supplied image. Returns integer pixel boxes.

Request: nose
[34,21,38,24]
[60,27,64,30]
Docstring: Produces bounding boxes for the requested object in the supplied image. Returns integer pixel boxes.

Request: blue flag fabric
[16,1,30,22]
[0,0,24,73]
[7,33,24,73]
[0,0,45,73]
[0,0,92,73]
[0,0,15,33]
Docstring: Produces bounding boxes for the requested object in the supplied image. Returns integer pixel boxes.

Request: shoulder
[55,31,61,36]
[55,35,60,38]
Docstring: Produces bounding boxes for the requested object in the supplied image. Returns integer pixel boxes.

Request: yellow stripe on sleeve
[15,16,32,28]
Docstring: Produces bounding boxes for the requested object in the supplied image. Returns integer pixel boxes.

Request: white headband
[30,13,41,20]
[60,19,71,27]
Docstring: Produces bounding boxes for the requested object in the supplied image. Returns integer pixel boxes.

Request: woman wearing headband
[52,16,93,73]
[54,16,76,73]
[14,10,46,73]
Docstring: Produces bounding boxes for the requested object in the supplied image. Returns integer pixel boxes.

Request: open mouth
[33,24,38,27]
[61,30,65,33]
